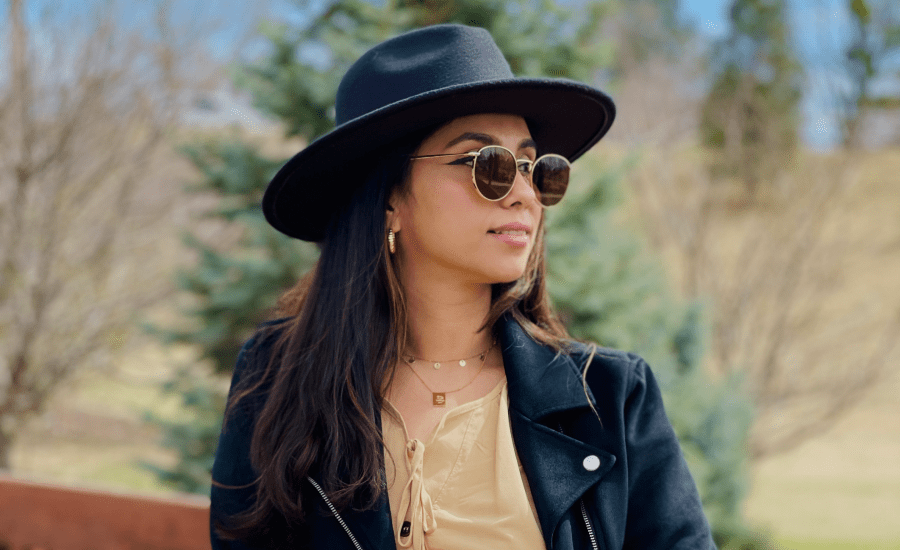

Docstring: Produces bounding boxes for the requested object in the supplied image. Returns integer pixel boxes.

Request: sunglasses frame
[409,145,570,206]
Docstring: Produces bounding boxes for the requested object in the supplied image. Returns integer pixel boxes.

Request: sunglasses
[409,145,571,206]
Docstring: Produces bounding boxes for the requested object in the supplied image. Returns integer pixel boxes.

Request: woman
[211,24,716,550]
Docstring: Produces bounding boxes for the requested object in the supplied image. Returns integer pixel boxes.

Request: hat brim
[263,77,615,242]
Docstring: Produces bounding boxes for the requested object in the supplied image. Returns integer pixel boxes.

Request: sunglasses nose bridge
[503,158,541,205]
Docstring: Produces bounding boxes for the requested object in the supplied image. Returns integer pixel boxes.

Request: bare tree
[0,0,226,468]
[606,2,900,461]
[627,145,900,459]
[602,0,701,147]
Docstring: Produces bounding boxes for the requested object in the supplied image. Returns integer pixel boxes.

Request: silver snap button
[583,455,600,471]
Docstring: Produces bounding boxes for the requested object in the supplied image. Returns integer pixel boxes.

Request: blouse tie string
[395,439,436,549]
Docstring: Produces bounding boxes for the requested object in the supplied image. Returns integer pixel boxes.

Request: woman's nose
[503,169,539,207]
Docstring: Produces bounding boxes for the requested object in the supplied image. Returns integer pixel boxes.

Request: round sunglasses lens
[474,147,516,200]
[532,155,570,206]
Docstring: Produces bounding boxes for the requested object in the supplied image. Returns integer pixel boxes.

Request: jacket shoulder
[233,318,290,375]
[213,317,290,461]
[561,341,717,548]
[210,318,294,549]
[225,318,293,402]
[563,340,648,397]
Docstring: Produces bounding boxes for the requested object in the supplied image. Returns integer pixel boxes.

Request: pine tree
[149,1,761,545]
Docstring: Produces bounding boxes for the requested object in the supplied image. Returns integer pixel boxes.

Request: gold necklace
[404,341,494,407]
[402,342,493,369]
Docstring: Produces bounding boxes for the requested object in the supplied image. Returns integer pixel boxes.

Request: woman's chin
[485,265,529,285]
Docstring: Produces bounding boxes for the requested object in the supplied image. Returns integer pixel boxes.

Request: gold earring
[388,229,396,254]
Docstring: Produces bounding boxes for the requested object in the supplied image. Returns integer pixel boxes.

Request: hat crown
[336,25,514,125]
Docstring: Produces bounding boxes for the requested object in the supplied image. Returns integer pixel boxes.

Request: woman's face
[388,113,543,285]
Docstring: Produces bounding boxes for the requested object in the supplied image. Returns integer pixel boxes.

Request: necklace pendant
[459,359,466,367]
[432,393,446,407]
[433,362,441,369]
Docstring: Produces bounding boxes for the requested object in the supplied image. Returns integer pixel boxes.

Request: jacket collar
[499,314,616,549]
[498,313,598,420]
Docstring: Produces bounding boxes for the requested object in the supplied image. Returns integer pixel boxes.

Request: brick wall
[0,474,209,550]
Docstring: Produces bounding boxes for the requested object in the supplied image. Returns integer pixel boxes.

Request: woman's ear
[386,195,402,233]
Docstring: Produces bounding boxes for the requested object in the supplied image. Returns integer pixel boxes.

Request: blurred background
[1,0,898,548]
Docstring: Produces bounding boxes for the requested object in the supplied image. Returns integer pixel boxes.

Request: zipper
[307,476,365,550]
[580,498,599,550]
[557,423,600,550]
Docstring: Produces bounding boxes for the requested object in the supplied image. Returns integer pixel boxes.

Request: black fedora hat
[263,24,616,242]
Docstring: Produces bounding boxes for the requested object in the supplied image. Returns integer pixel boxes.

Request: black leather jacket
[210,315,716,549]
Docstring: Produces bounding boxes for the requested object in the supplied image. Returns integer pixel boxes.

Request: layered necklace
[402,341,495,407]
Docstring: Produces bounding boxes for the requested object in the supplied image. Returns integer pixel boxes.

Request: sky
[681,0,730,36]
[8,0,892,148]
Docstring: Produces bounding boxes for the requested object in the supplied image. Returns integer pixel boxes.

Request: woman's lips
[487,229,529,247]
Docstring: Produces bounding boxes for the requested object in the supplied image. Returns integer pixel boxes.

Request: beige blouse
[381,377,546,549]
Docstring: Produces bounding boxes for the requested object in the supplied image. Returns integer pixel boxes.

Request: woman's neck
[400,269,494,361]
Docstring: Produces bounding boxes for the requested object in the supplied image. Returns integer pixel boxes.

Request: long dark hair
[216,124,572,543]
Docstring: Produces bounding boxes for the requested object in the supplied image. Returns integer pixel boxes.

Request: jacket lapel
[500,316,616,548]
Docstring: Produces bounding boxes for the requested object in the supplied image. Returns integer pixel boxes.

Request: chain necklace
[402,342,493,370]
[404,341,494,407]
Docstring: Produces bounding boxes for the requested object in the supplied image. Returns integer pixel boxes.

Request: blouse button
[583,455,601,471]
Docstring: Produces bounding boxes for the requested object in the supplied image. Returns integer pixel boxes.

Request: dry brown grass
[744,366,900,541]
[10,344,196,495]
[739,149,900,543]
